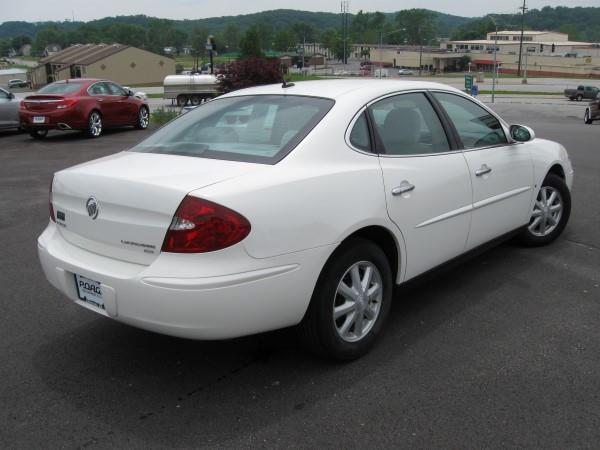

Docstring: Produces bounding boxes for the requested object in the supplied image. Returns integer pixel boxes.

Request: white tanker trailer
[163,74,219,106]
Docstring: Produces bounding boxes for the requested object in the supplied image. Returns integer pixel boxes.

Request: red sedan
[20,78,150,139]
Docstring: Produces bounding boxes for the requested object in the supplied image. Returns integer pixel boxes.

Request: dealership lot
[1,100,599,448]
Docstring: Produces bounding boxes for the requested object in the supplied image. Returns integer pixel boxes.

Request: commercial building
[31,43,176,88]
[443,30,599,78]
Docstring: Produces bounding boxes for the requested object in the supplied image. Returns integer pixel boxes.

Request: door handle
[391,181,415,196]
[475,164,492,176]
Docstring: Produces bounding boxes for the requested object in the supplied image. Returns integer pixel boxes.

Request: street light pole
[378,28,405,78]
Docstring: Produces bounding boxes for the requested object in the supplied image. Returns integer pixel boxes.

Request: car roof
[221,79,463,101]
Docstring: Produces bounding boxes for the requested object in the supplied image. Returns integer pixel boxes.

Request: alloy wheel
[89,112,102,137]
[139,107,149,128]
[528,186,563,237]
[333,261,383,343]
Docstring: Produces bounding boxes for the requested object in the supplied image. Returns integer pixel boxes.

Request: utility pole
[341,1,350,65]
[492,21,498,103]
[517,0,528,77]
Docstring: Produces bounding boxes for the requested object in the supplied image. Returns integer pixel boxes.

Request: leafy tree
[0,38,12,57]
[395,9,437,45]
[146,19,173,53]
[292,22,318,43]
[33,26,65,52]
[239,26,263,59]
[218,57,282,93]
[273,28,296,52]
[350,11,387,44]
[11,35,31,50]
[451,17,500,41]
[220,23,240,53]
[558,24,581,41]
[106,23,147,47]
[321,28,352,61]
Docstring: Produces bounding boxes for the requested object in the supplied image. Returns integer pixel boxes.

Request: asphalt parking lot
[1,101,599,448]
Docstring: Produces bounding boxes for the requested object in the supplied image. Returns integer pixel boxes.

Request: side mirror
[126,89,134,97]
[8,92,15,100]
[510,124,535,142]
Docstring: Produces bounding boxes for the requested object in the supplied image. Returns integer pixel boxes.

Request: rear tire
[86,111,102,138]
[190,95,201,106]
[176,95,188,107]
[518,173,571,247]
[298,238,392,360]
[29,129,48,139]
[576,94,583,102]
[584,109,593,124]
[135,106,149,129]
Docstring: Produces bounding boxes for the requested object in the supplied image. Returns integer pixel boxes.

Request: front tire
[576,94,583,102]
[518,173,571,247]
[135,106,149,129]
[86,111,102,138]
[298,238,392,360]
[584,109,593,124]
[29,129,48,139]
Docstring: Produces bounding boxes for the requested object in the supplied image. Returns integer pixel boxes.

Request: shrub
[217,57,283,94]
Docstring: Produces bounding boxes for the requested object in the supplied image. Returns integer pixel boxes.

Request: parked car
[20,79,149,139]
[584,93,600,124]
[397,68,414,75]
[7,79,30,89]
[0,87,21,131]
[564,85,599,101]
[38,80,573,360]
[122,86,148,101]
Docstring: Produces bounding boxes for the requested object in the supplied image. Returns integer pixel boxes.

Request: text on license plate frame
[74,274,104,309]
[33,116,46,124]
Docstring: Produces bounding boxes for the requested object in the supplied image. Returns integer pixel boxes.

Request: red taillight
[49,176,55,222]
[56,98,78,109]
[19,100,27,110]
[162,196,251,253]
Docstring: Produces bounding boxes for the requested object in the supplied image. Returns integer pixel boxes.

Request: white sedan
[38,80,573,360]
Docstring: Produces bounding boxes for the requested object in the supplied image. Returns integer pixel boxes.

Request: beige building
[31,43,175,88]
[443,30,599,78]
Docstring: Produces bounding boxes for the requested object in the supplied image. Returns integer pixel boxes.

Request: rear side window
[349,112,371,151]
[433,92,507,149]
[368,92,450,155]
[37,82,83,94]
[131,95,334,164]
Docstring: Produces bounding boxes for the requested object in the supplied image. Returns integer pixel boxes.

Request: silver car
[0,87,20,131]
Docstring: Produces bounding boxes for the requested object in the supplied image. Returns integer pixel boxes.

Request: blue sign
[471,84,479,97]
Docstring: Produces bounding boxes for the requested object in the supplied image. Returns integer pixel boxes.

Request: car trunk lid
[23,95,65,112]
[52,152,264,265]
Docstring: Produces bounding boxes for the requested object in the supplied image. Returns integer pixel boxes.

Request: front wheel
[298,238,392,360]
[584,109,593,124]
[86,111,102,138]
[518,173,571,247]
[135,106,149,129]
[576,94,583,102]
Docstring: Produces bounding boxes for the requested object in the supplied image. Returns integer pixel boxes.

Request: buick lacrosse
[38,80,573,360]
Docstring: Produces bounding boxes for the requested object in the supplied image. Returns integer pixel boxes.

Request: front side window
[433,92,507,149]
[88,82,110,96]
[106,82,127,96]
[368,92,450,155]
[131,95,334,164]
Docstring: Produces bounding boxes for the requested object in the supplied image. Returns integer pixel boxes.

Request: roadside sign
[465,74,474,91]
[471,84,479,97]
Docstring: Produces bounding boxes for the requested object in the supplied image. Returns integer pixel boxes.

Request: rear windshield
[37,82,83,94]
[130,95,334,164]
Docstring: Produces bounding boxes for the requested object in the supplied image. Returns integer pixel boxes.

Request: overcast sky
[3,0,598,23]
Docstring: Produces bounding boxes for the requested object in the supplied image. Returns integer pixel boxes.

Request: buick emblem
[86,197,99,220]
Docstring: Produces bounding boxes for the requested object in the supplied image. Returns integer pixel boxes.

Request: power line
[341,1,349,65]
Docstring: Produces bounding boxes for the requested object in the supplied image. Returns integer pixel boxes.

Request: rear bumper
[37,223,333,339]
[20,109,86,131]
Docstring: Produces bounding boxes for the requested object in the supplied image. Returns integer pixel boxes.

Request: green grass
[146,93,164,98]
[151,107,178,125]
[285,73,324,82]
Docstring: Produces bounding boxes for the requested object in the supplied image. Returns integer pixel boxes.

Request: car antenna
[280,67,294,88]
